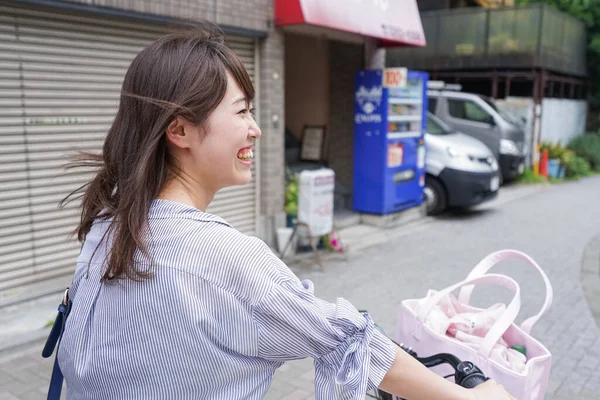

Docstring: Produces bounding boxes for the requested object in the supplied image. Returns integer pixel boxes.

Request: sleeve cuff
[314,313,397,399]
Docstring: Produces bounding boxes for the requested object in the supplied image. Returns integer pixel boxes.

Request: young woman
[58,24,515,400]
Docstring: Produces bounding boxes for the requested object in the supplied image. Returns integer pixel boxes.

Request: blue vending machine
[353,68,428,215]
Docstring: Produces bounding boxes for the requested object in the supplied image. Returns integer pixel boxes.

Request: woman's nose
[249,120,262,139]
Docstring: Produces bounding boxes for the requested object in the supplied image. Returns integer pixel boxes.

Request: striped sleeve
[252,278,397,399]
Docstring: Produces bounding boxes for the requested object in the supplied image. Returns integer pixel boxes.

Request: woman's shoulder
[183,227,289,305]
[148,200,292,304]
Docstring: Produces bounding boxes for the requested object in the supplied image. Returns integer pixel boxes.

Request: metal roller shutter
[0,3,259,304]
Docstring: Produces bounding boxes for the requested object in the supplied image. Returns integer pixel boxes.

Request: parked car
[427,88,526,183]
[424,112,500,215]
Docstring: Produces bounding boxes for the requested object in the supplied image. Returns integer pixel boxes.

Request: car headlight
[491,157,499,171]
[500,139,520,155]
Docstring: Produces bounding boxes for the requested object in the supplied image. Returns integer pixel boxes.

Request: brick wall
[57,0,271,32]
[327,41,364,193]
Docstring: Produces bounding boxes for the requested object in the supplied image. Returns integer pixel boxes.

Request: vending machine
[353,68,428,215]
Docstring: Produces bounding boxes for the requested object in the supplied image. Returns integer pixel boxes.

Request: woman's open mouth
[237,147,253,163]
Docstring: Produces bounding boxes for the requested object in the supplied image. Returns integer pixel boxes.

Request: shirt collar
[149,199,232,227]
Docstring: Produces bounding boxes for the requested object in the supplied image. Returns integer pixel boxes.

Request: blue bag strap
[42,288,71,400]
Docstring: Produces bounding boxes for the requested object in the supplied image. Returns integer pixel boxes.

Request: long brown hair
[62,23,255,282]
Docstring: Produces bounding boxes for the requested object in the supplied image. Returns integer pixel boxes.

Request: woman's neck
[157,176,214,212]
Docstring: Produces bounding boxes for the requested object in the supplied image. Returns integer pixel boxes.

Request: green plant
[564,155,592,178]
[517,0,600,122]
[540,140,565,160]
[560,149,576,166]
[567,133,600,171]
[517,168,548,184]
[284,167,299,216]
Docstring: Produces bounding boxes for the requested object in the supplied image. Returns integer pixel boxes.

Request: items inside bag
[417,290,528,374]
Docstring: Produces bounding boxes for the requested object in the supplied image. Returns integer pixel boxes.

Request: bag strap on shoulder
[42,288,71,400]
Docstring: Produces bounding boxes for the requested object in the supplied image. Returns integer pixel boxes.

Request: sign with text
[298,169,335,236]
[383,68,408,88]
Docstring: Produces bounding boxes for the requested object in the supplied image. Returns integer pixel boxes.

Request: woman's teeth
[237,150,253,161]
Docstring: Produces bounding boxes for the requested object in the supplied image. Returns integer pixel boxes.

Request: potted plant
[323,230,345,253]
[542,141,565,179]
[284,167,299,227]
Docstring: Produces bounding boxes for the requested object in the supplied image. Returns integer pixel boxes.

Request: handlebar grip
[460,374,488,389]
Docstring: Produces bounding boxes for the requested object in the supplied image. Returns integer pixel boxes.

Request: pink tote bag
[396,250,553,400]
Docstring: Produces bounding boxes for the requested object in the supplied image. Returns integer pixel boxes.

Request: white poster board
[297,168,335,236]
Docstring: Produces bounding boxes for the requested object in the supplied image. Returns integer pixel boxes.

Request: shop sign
[275,0,426,46]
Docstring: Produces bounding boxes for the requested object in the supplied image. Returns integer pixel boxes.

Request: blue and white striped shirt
[58,199,396,399]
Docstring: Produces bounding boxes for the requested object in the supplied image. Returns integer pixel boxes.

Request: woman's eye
[238,108,256,116]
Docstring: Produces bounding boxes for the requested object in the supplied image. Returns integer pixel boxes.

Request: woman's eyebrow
[232,96,247,105]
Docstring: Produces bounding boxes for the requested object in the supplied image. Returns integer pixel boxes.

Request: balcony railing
[387,3,587,77]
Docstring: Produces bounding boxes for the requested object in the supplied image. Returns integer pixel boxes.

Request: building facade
[0,0,425,304]
[0,0,286,304]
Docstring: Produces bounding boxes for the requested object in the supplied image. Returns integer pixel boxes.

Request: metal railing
[387,4,587,76]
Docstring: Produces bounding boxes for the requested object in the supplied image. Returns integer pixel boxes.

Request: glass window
[428,98,438,113]
[481,96,519,125]
[426,115,446,135]
[448,99,493,124]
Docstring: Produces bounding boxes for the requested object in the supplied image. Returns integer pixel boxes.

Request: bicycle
[364,315,488,400]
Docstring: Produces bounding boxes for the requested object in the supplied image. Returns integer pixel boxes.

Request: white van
[427,86,526,183]
[425,112,500,215]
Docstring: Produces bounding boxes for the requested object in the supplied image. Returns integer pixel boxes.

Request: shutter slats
[0,3,258,302]
[3,52,133,68]
[24,99,119,107]
[0,215,31,230]
[0,170,28,183]
[0,42,141,62]
[0,263,34,281]
[17,31,147,54]
[34,246,80,266]
[0,265,73,292]
[17,25,155,47]
[22,71,124,84]
[0,205,30,220]
[22,107,118,117]
[25,128,111,139]
[0,237,34,257]
[0,242,33,265]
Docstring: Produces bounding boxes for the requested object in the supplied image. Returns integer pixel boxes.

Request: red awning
[274,0,426,47]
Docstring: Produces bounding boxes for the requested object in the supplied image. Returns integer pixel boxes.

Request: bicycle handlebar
[396,342,488,389]
[362,314,489,399]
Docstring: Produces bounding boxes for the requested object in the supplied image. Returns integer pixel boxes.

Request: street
[3,175,600,400]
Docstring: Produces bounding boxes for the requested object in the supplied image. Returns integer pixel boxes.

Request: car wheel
[424,177,447,215]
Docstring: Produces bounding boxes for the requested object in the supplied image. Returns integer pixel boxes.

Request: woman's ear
[165,116,193,149]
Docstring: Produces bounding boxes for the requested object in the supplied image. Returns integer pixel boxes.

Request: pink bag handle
[457,249,553,334]
[416,273,521,359]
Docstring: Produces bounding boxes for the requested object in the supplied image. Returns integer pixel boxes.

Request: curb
[581,233,600,329]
